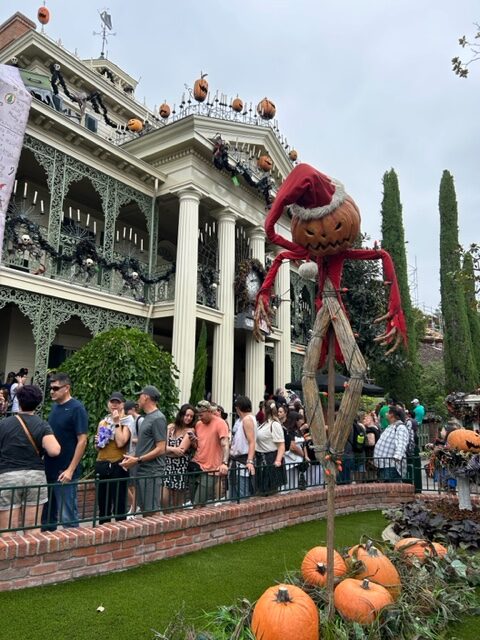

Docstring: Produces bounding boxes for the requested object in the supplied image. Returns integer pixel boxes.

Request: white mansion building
[0,12,315,412]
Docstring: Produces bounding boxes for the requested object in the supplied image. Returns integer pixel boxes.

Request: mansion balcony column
[171,188,202,404]
[211,209,237,416]
[245,226,266,406]
[274,251,292,392]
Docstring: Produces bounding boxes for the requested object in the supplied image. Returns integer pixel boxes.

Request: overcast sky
[5,0,480,311]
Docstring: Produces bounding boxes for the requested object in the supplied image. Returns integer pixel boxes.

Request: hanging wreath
[234,258,266,313]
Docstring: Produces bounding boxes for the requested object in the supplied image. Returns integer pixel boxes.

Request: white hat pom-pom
[298,261,318,280]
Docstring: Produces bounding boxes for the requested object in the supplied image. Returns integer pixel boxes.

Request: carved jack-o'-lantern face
[258,155,273,172]
[290,197,361,257]
[447,428,480,453]
[193,73,209,102]
[127,118,143,132]
[38,7,50,25]
[159,103,171,119]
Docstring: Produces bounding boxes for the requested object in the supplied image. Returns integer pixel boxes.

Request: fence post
[413,446,423,493]
[92,474,100,527]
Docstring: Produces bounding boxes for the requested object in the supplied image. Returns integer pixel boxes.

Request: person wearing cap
[190,400,230,505]
[42,372,88,531]
[121,386,167,516]
[94,392,133,523]
[411,398,425,426]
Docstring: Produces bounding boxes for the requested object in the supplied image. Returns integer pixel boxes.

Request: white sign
[0,64,32,263]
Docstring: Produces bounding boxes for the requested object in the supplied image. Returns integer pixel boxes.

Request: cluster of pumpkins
[251,537,447,639]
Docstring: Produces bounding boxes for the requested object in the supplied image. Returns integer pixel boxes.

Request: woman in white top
[229,396,257,499]
[255,402,286,495]
[10,370,28,414]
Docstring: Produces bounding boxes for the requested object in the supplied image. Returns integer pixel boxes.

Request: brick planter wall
[0,483,414,591]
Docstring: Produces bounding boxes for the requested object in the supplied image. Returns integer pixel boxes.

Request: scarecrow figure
[253,163,407,616]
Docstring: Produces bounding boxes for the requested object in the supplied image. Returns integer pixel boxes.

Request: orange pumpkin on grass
[334,578,393,625]
[348,541,401,599]
[251,584,318,640]
[301,545,347,587]
[394,537,447,562]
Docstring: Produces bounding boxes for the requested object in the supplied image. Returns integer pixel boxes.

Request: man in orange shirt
[191,400,229,505]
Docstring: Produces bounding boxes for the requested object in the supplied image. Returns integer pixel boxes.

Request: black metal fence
[1,455,476,535]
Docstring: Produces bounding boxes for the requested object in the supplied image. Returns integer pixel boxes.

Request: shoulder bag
[15,414,41,457]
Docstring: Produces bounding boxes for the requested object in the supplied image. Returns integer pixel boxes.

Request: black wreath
[5,214,175,286]
[234,258,266,312]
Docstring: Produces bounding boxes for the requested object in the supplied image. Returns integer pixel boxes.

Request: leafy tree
[374,169,419,402]
[342,234,386,367]
[452,23,480,77]
[416,361,447,419]
[439,170,478,391]
[462,252,480,374]
[51,327,179,474]
[189,321,208,405]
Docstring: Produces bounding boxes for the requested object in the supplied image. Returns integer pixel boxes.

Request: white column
[245,226,266,406]
[211,209,237,414]
[274,252,292,390]
[171,189,201,404]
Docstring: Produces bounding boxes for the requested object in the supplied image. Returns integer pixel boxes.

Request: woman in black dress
[163,404,196,508]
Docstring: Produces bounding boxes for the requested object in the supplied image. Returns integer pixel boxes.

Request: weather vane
[93,9,116,59]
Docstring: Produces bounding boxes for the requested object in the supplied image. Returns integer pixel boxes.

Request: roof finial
[93,8,116,59]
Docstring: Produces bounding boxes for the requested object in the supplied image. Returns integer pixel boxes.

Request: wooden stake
[326,327,336,619]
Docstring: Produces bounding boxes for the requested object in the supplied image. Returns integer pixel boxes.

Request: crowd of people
[0,370,443,535]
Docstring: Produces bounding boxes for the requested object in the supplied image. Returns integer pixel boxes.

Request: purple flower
[97,425,114,449]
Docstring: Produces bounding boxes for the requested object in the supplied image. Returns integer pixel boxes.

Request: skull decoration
[290,196,361,257]
[84,258,94,268]
[130,271,139,280]
[21,234,32,244]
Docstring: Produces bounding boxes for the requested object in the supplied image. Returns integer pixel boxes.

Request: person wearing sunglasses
[41,372,88,531]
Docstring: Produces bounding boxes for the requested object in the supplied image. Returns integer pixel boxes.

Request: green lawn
[0,510,477,640]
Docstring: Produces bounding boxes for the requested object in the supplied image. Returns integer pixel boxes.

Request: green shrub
[48,327,179,475]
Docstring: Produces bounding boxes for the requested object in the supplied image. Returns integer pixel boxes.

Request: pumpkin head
[289,149,298,162]
[334,578,393,625]
[291,196,361,257]
[301,545,347,587]
[127,119,143,132]
[231,97,243,112]
[394,537,447,563]
[348,541,401,599]
[257,97,276,120]
[251,584,318,640]
[38,6,50,25]
[193,72,208,102]
[159,102,171,119]
[447,428,480,453]
[258,155,273,172]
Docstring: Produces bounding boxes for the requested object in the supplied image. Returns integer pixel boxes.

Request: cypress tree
[375,169,419,402]
[439,170,478,391]
[189,321,208,405]
[462,252,480,376]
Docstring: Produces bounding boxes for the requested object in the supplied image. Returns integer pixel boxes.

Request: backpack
[352,421,366,453]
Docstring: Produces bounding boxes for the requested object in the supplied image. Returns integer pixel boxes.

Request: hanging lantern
[193,72,209,102]
[257,154,273,172]
[37,6,50,25]
[159,102,171,119]
[288,149,298,162]
[127,118,144,132]
[231,97,243,113]
[256,97,276,120]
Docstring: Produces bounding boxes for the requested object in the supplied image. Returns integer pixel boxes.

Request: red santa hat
[265,163,348,252]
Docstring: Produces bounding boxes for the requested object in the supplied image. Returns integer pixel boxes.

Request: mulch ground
[427,499,480,523]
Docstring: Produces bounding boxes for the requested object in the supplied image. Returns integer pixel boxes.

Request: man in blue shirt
[41,373,88,531]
